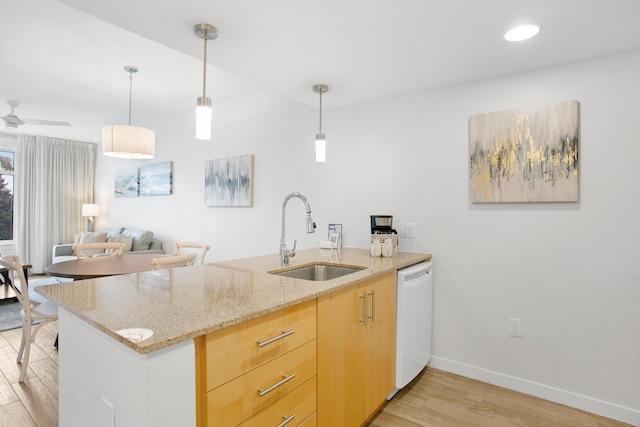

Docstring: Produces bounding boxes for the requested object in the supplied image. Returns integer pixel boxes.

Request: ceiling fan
[1,100,71,130]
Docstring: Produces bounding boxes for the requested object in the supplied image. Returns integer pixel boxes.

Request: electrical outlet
[509,318,523,338]
[400,222,416,238]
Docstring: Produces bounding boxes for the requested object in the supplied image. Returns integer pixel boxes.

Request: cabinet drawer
[298,412,317,427]
[205,299,316,390]
[238,377,316,427]
[207,340,316,426]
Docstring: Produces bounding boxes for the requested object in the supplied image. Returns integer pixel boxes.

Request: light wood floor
[0,320,58,427]
[367,368,632,427]
[0,320,632,427]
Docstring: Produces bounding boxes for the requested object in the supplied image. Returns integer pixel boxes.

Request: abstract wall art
[114,167,139,198]
[140,161,173,196]
[205,155,254,207]
[469,100,580,203]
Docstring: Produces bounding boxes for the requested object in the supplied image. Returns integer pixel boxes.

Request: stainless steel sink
[269,263,365,281]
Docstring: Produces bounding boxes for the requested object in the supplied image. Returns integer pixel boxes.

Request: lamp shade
[82,204,99,217]
[196,97,212,140]
[102,125,155,159]
[315,135,326,163]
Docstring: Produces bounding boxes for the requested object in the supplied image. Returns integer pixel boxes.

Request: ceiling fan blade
[22,118,71,126]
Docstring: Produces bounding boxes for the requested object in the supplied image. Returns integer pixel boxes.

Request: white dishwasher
[389,261,433,399]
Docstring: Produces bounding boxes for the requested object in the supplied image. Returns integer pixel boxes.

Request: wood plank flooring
[0,321,58,427]
[0,320,631,426]
[367,368,632,427]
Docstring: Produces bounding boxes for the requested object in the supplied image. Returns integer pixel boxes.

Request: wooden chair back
[151,253,197,270]
[173,242,212,264]
[73,242,125,259]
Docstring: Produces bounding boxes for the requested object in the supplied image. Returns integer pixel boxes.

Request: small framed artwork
[140,161,173,196]
[469,99,579,203]
[328,224,342,248]
[329,232,341,249]
[205,155,254,207]
[115,167,139,198]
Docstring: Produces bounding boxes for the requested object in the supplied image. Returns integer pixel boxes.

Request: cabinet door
[317,285,364,426]
[363,271,397,418]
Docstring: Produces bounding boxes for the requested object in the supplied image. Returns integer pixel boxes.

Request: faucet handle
[287,239,297,259]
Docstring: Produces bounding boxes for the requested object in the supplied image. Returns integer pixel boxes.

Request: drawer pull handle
[258,373,296,397]
[368,289,376,321]
[278,414,296,427]
[257,329,295,348]
[359,293,367,325]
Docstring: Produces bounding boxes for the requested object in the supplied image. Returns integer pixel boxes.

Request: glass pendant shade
[196,96,212,140]
[194,24,218,141]
[102,125,155,159]
[315,134,326,163]
[312,84,329,163]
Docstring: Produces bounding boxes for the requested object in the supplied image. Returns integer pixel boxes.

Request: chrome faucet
[280,192,317,266]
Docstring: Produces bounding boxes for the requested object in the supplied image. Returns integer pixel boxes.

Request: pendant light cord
[128,70,133,126]
[202,29,208,99]
[318,90,323,134]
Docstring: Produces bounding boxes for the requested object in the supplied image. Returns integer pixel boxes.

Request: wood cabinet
[195,299,317,426]
[317,271,397,426]
[195,271,397,426]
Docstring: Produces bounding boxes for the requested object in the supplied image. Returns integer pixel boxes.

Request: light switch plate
[400,222,416,238]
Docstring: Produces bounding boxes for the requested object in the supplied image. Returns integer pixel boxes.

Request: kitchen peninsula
[38,248,431,427]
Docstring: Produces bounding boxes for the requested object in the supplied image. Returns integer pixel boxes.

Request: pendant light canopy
[194,23,218,140]
[102,66,155,159]
[313,84,329,163]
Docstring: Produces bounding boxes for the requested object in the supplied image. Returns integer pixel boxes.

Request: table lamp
[82,204,99,232]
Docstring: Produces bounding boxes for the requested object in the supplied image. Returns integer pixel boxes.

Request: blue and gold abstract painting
[469,100,579,203]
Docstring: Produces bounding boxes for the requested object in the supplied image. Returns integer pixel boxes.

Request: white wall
[95,50,640,423]
[96,90,325,260]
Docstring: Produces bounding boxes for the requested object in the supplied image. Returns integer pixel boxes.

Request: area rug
[0,277,65,332]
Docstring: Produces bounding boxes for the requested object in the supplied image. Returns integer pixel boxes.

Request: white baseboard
[428,356,640,426]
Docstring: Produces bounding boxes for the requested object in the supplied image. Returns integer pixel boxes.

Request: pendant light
[313,84,329,163]
[102,66,155,159]
[194,23,218,140]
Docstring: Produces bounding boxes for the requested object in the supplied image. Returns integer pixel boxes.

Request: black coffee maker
[370,215,398,235]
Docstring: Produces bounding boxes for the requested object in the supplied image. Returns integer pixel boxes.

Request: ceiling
[2,0,640,141]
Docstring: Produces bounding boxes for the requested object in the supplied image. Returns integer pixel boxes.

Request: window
[0,149,15,241]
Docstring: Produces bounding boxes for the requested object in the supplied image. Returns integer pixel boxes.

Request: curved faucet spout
[280,192,317,266]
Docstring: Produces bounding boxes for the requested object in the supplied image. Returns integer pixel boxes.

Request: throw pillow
[121,229,153,251]
[107,235,133,252]
[74,231,108,245]
[101,227,125,240]
[74,231,108,256]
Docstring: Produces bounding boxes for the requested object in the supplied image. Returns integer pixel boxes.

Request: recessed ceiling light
[504,24,541,42]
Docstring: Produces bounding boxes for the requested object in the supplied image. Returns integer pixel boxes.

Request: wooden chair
[73,242,125,259]
[151,253,197,270]
[173,242,211,264]
[0,256,58,382]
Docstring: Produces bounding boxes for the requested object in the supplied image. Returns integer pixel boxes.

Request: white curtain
[16,135,97,273]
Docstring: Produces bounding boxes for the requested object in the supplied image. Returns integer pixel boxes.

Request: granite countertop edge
[37,248,432,354]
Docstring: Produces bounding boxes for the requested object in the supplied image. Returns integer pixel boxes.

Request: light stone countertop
[37,248,431,354]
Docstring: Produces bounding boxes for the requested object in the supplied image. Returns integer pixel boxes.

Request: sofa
[52,226,164,264]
